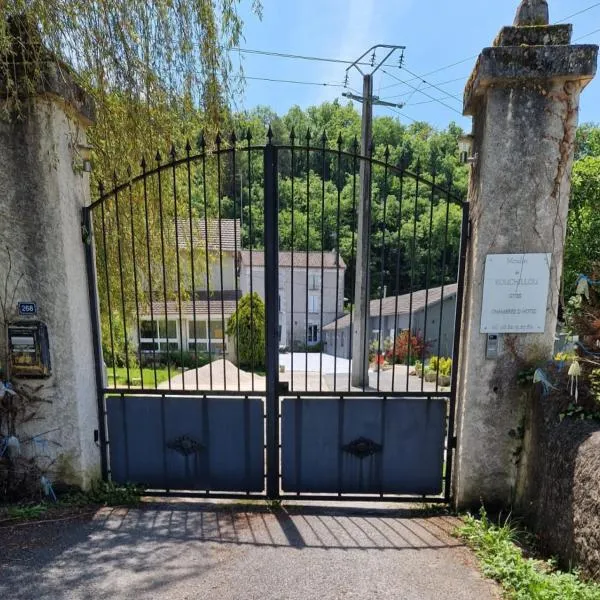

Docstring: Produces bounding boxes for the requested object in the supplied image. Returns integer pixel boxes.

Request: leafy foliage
[0,2,261,181]
[227,292,265,370]
[459,508,600,599]
[390,330,428,364]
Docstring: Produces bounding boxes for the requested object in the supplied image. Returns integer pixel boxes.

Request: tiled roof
[240,250,346,269]
[147,300,238,317]
[168,219,240,252]
[322,284,458,331]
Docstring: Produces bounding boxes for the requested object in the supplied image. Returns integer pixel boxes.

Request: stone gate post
[453,1,598,509]
[0,39,100,488]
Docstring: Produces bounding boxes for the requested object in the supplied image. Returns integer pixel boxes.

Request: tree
[0,2,262,181]
[226,292,265,370]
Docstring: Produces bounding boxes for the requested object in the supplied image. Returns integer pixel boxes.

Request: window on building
[209,320,225,339]
[308,272,321,290]
[188,320,207,340]
[308,294,320,313]
[308,324,319,343]
[158,320,177,339]
[140,320,157,338]
[139,319,179,352]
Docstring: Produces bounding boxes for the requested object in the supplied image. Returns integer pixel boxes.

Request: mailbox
[8,320,51,378]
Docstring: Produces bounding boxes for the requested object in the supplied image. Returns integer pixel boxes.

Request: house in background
[239,251,346,349]
[136,219,241,356]
[134,219,346,357]
[322,284,458,360]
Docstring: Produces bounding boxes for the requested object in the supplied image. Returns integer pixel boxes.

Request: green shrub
[227,292,266,370]
[459,507,600,600]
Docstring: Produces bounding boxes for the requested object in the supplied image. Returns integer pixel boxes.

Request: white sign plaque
[480,253,551,334]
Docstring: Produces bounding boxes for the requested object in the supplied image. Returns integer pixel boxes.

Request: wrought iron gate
[83,128,468,502]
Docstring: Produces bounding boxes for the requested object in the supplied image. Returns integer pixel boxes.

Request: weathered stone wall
[453,7,597,509]
[0,97,100,487]
[517,387,600,580]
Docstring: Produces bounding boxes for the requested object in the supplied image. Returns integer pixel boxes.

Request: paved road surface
[1,501,499,600]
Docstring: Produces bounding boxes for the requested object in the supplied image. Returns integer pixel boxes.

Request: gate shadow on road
[0,501,472,600]
[91,501,466,552]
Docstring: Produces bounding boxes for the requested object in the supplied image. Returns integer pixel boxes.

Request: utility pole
[344,45,405,389]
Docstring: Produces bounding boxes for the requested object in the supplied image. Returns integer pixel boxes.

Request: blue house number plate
[18,302,37,316]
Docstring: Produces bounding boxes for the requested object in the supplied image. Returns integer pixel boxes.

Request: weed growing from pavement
[458,507,600,599]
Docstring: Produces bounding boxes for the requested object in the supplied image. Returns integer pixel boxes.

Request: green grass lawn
[108,367,176,388]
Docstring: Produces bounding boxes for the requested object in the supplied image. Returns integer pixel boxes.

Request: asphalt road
[0,501,499,600]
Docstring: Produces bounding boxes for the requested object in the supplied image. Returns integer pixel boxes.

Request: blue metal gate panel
[281,397,447,495]
[106,395,264,491]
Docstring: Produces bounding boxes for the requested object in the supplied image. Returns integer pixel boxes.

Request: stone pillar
[453,2,597,509]
[0,55,99,487]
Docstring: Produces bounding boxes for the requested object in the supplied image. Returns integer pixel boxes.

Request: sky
[230,0,600,131]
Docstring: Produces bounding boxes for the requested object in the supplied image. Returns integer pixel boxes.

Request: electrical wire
[244,75,347,87]
[556,2,600,23]
[575,27,600,41]
[381,69,464,116]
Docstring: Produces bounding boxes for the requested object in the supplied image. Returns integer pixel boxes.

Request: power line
[381,75,467,98]
[381,69,464,116]
[380,3,600,91]
[575,27,600,41]
[556,2,600,23]
[244,75,346,88]
[400,65,463,103]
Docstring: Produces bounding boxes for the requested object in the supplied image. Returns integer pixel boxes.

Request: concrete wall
[0,97,100,487]
[453,14,597,509]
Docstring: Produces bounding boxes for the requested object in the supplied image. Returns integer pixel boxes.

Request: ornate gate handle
[342,437,382,459]
[167,435,204,456]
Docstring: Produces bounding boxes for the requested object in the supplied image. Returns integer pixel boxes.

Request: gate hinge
[467,219,472,241]
[450,436,458,449]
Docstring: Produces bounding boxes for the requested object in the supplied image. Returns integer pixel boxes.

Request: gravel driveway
[0,501,499,600]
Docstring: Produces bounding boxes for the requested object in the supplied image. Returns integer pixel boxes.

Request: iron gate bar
[127,170,145,390]
[185,141,200,391]
[444,200,470,501]
[319,133,326,391]
[420,170,437,393]
[231,133,241,391]
[304,130,310,390]
[170,146,186,389]
[246,131,256,392]
[406,161,420,392]
[99,196,117,385]
[89,148,463,209]
[216,134,227,391]
[200,136,214,389]
[103,389,451,398]
[156,151,172,386]
[435,180,453,392]
[113,176,131,390]
[391,157,405,393]
[333,134,342,390]
[264,131,280,499]
[361,140,374,393]
[376,146,390,392]
[82,206,109,479]
[347,137,359,391]
[141,158,159,388]
[290,128,296,389]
